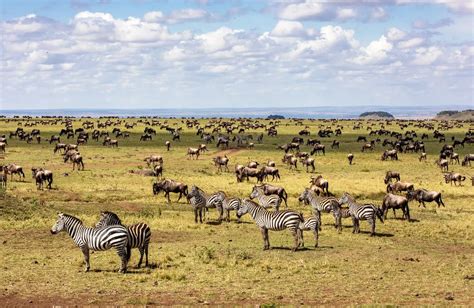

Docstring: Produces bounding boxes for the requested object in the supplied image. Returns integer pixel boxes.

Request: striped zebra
[338,192,384,236]
[187,185,225,223]
[221,196,242,222]
[95,211,151,268]
[50,213,129,273]
[298,213,321,248]
[298,188,341,232]
[249,186,282,211]
[237,199,303,251]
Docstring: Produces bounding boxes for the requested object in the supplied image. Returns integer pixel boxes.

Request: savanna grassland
[0,117,473,306]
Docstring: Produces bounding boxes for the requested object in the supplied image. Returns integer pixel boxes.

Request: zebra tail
[126,244,132,262]
[376,207,384,224]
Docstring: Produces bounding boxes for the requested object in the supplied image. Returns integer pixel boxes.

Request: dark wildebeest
[140,133,152,141]
[419,152,427,162]
[384,171,400,184]
[259,184,288,207]
[49,135,60,144]
[266,160,276,167]
[0,142,6,153]
[407,189,445,208]
[247,161,259,169]
[331,140,339,149]
[240,167,263,183]
[300,157,315,172]
[443,172,466,186]
[235,164,245,182]
[450,152,460,165]
[53,143,67,154]
[435,158,449,171]
[310,175,329,195]
[357,136,367,142]
[31,167,53,190]
[165,141,171,151]
[381,193,410,220]
[216,136,229,148]
[381,149,398,161]
[283,155,298,170]
[213,155,230,172]
[347,153,354,165]
[64,151,84,171]
[152,179,188,203]
[5,164,25,181]
[461,154,474,166]
[310,144,325,155]
[260,166,280,181]
[386,181,414,194]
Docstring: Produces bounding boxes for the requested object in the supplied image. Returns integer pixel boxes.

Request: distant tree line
[359,111,394,118]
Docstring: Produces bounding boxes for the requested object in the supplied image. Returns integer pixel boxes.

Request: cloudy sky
[1,0,473,110]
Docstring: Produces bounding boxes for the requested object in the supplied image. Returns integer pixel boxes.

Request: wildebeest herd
[1,116,473,273]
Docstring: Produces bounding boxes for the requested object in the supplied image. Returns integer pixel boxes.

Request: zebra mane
[61,213,83,224]
[101,211,122,224]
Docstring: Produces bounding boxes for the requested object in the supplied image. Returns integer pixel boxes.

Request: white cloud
[270,20,307,37]
[353,35,393,65]
[412,47,443,65]
[398,37,424,49]
[278,1,326,20]
[337,8,357,20]
[196,27,243,53]
[387,27,406,41]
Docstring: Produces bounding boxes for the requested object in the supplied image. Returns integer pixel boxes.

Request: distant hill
[267,114,285,120]
[435,109,474,120]
[359,111,394,119]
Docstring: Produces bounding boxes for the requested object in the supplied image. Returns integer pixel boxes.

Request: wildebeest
[152,179,188,203]
[235,164,245,182]
[357,136,367,142]
[381,193,410,220]
[443,172,466,186]
[450,152,460,165]
[187,147,201,160]
[140,133,152,141]
[213,155,229,172]
[282,155,298,170]
[310,144,325,155]
[384,171,400,184]
[259,166,281,181]
[461,154,474,166]
[435,158,449,171]
[49,135,60,144]
[300,157,315,172]
[240,167,263,183]
[31,167,53,190]
[259,184,288,207]
[53,143,67,154]
[407,189,445,208]
[144,155,163,166]
[386,181,414,193]
[165,141,171,151]
[361,143,373,152]
[347,153,354,165]
[4,163,25,181]
[0,142,6,153]
[0,166,7,188]
[216,136,229,148]
[310,175,329,195]
[331,140,339,149]
[64,151,84,171]
[419,152,427,162]
[381,149,398,161]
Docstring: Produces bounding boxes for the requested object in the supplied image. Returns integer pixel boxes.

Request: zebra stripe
[249,186,281,211]
[237,199,303,251]
[50,213,129,273]
[222,197,242,222]
[338,192,384,236]
[96,211,151,268]
[298,214,320,248]
[298,188,341,232]
[187,186,225,223]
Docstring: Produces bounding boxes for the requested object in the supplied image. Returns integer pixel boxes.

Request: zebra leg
[260,228,269,250]
[81,246,90,272]
[194,208,198,223]
[137,247,145,268]
[299,229,304,247]
[369,218,375,236]
[145,244,149,267]
[314,228,319,248]
[351,216,357,234]
[291,228,299,252]
[117,247,128,273]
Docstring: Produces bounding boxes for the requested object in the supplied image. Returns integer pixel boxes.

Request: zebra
[50,213,129,273]
[221,196,242,222]
[338,192,384,236]
[298,188,341,232]
[298,213,321,248]
[236,199,303,251]
[187,185,225,223]
[95,211,151,268]
[249,186,282,211]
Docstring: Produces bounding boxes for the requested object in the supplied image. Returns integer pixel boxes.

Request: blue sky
[1,0,473,109]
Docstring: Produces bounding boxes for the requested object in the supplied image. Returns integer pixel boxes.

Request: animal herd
[0,116,473,273]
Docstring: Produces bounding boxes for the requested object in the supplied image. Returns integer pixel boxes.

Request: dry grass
[0,118,473,305]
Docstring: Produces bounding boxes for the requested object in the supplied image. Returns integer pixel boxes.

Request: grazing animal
[187,185,224,223]
[310,175,329,195]
[331,140,339,149]
[259,166,281,181]
[461,154,474,166]
[4,163,25,181]
[50,213,129,273]
[0,142,5,153]
[236,199,303,251]
[95,211,151,268]
[165,141,171,151]
[187,147,201,160]
[407,189,445,208]
[298,214,320,248]
[347,153,354,165]
[144,155,163,166]
[361,143,373,152]
[53,143,66,154]
[152,179,188,203]
[338,193,384,236]
[260,184,288,207]
[436,158,449,171]
[282,154,298,170]
[240,167,263,183]
[0,166,7,189]
[450,153,460,165]
[298,188,341,231]
[419,152,427,162]
[384,171,400,184]
[250,186,282,211]
[386,181,414,193]
[381,149,398,161]
[310,144,325,155]
[31,167,53,190]
[213,155,230,172]
[222,196,243,222]
[247,161,259,169]
[300,157,315,172]
[69,153,84,171]
[443,172,466,186]
[381,194,410,220]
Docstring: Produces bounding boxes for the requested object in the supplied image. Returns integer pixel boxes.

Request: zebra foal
[298,213,321,248]
[50,213,129,273]
[96,211,151,268]
[338,192,384,236]
[237,199,303,251]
